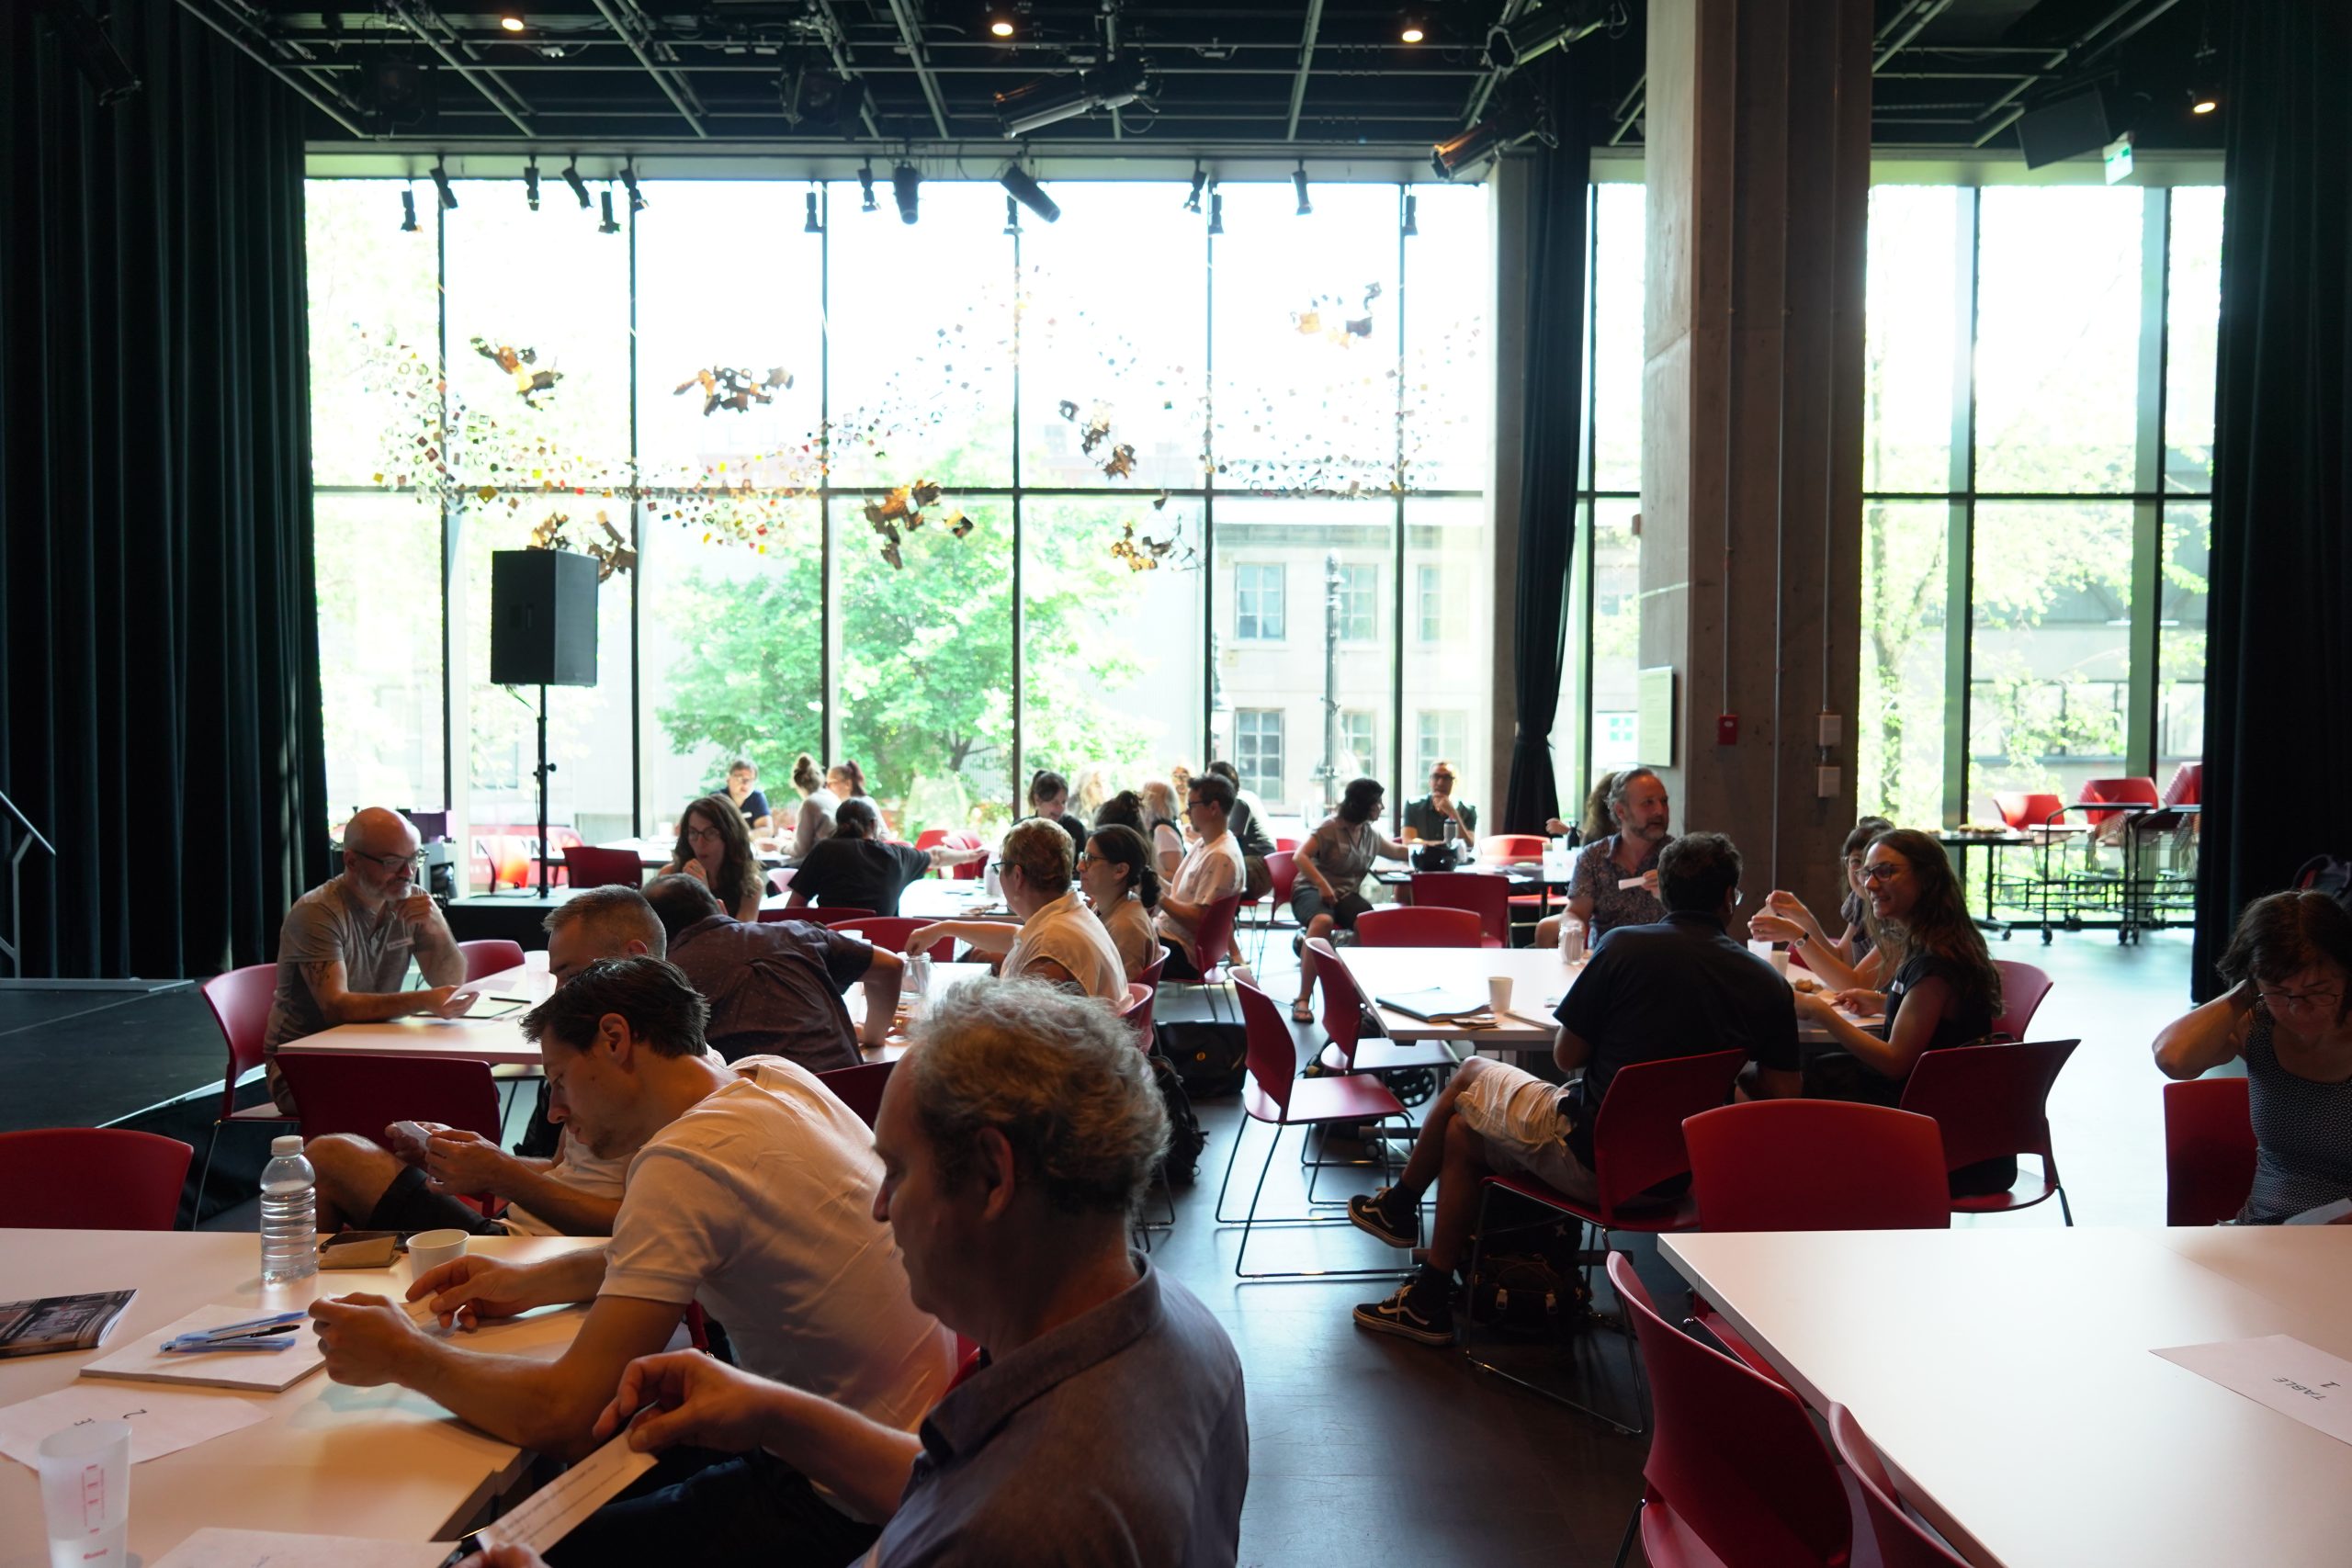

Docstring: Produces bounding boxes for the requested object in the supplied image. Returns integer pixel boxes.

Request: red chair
[1354,906,1484,948]
[273,1054,503,1145]
[1463,1048,1749,1432]
[1684,1100,1952,1234]
[2161,762,2203,807]
[562,845,645,890]
[1992,792,2066,831]
[817,1061,896,1129]
[1213,979,1409,1280]
[1305,937,1458,1078]
[829,917,928,952]
[2163,1076,2255,1226]
[1990,959,2053,1041]
[1114,980,1158,1050]
[1476,835,1546,863]
[0,1129,195,1230]
[947,829,988,881]
[1407,872,1510,946]
[1828,1404,1969,1568]
[1274,837,1301,852]
[1163,893,1245,1026]
[195,963,300,1217]
[1607,1252,1858,1568]
[2079,775,2162,832]
[1899,1038,2082,1224]
[458,939,526,984]
[1249,850,1300,967]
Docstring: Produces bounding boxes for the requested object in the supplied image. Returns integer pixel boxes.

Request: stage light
[892,161,920,225]
[1003,195,1021,235]
[1486,0,1608,71]
[2187,37,2219,116]
[562,157,591,209]
[1292,162,1311,217]
[1400,17,1426,44]
[1207,184,1223,236]
[858,159,879,213]
[1430,96,1553,180]
[1001,162,1061,223]
[995,56,1148,138]
[1402,192,1418,236]
[805,190,823,233]
[1183,162,1206,213]
[499,14,526,32]
[430,158,458,210]
[622,161,646,211]
[988,7,1015,38]
[401,187,420,232]
[524,156,540,210]
[599,189,621,234]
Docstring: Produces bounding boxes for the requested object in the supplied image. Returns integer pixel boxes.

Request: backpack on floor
[1159,1020,1249,1099]
[1464,1216,1592,1337]
[1146,1052,1207,1187]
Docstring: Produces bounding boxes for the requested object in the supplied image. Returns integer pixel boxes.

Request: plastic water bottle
[259,1135,318,1286]
[1558,916,1588,964]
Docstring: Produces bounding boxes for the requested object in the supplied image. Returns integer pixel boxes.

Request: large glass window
[1234,709,1284,800]
[1234,564,1286,642]
[2165,186,2223,492]
[1857,502,1951,826]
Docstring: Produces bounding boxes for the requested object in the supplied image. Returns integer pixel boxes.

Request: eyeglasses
[1858,863,1904,885]
[1075,852,1100,867]
[2258,987,2343,1013]
[684,826,721,844]
[350,850,417,874]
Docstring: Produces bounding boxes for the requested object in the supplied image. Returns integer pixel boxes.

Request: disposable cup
[1487,976,1513,1018]
[407,1227,470,1283]
[37,1419,130,1568]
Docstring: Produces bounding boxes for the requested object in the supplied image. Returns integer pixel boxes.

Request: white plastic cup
[406,1227,470,1283]
[1487,976,1513,1018]
[1770,948,1792,979]
[905,953,933,998]
[524,949,551,976]
[37,1419,130,1568]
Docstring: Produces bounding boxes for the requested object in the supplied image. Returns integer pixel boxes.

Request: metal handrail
[0,790,58,979]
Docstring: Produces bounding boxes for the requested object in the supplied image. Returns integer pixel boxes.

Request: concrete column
[1640,0,1869,910]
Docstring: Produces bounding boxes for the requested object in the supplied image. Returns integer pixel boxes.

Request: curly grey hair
[903,976,1170,1219]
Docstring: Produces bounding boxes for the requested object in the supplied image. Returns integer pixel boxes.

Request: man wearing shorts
[1344,832,1800,1345]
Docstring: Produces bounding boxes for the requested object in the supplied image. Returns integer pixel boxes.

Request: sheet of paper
[80,1303,327,1394]
[471,1428,657,1554]
[0,1381,271,1467]
[2154,1334,2352,1447]
[152,1528,447,1568]
[2285,1197,2352,1226]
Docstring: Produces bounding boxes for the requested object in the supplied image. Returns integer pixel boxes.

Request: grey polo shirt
[264,874,416,1051]
[874,1258,1248,1568]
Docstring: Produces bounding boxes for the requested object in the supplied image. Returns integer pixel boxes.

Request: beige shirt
[1100,896,1161,980]
[1004,889,1128,1001]
[1155,830,1244,958]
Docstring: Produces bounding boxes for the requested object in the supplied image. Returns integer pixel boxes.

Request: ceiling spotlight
[988,6,1015,38]
[1400,17,1426,43]
[524,156,540,210]
[498,13,526,31]
[2187,35,2219,116]
[892,161,921,225]
[562,156,590,209]
[622,161,645,211]
[1292,162,1311,217]
[1183,162,1206,213]
[1000,161,1061,223]
[1486,0,1609,71]
[805,190,823,233]
[996,56,1148,138]
[858,159,879,213]
[1207,184,1223,236]
[1402,192,1418,236]
[1431,96,1555,180]
[598,188,621,234]
[400,187,419,232]
[430,158,457,210]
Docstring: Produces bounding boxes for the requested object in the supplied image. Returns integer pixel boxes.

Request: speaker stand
[534,683,556,897]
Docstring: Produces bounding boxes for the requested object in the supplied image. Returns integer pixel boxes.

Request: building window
[1236,709,1284,798]
[1415,711,1467,782]
[1235,563,1285,642]
[1416,564,1444,642]
[1338,563,1377,642]
[1340,709,1376,777]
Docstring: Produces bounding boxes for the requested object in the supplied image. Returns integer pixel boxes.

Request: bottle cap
[271,1135,305,1156]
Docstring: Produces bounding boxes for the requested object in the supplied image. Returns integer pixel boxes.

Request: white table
[1339,946,1575,1050]
[0,1230,599,1565]
[1658,1226,2352,1568]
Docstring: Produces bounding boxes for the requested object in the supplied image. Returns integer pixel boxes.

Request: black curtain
[1,6,328,980]
[2193,4,2352,998]
[1499,62,1590,836]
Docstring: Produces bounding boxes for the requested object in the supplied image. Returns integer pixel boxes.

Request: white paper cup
[1770,949,1792,979]
[1487,976,1513,1018]
[524,949,551,976]
[37,1419,130,1568]
[407,1227,470,1282]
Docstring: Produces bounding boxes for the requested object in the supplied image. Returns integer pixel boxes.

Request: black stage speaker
[490,549,599,686]
[2016,87,2110,170]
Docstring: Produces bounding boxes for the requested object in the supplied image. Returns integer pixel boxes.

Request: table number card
[2153,1334,2352,1448]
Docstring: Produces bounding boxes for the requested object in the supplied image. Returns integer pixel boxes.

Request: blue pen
[163,1310,309,1351]
[162,1337,298,1353]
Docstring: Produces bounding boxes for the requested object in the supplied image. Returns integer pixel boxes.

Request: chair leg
[2057,1180,2074,1227]
[1212,1111,1255,1224]
[1232,1124,1283,1279]
[1611,1500,1642,1568]
[191,1122,223,1231]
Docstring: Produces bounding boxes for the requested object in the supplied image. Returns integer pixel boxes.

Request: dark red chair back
[1191,893,1243,974]
[201,964,280,1121]
[830,917,928,952]
[274,1055,503,1145]
[1609,1253,1854,1567]
[1265,850,1298,904]
[2161,762,2203,807]
[1477,834,1547,863]
[0,1129,194,1230]
[1990,959,2053,1041]
[1233,979,1303,1117]
[1992,791,2065,831]
[2078,776,2161,830]
[948,830,988,881]
[1354,906,1484,948]
[1587,1050,1749,1220]
[2163,1076,2256,1226]
[1408,872,1510,944]
[1899,1038,2078,1179]
[562,845,645,890]
[818,1061,896,1129]
[1686,1100,1951,1232]
[458,939,526,984]
[1828,1404,1969,1567]
[1305,936,1367,1065]
[1114,982,1158,1051]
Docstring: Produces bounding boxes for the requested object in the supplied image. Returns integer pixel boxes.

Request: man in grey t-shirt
[263,807,469,1111]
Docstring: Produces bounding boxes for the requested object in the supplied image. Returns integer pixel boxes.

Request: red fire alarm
[1716,712,1739,746]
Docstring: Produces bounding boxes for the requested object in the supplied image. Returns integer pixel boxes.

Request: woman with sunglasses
[2155,891,2352,1223]
[660,794,765,922]
[1746,816,1902,992]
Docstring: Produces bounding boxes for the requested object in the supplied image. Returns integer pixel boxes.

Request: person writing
[789,798,985,917]
[1746,816,1901,992]
[1289,778,1409,1022]
[720,760,773,832]
[2154,891,2352,1223]
[1080,825,1164,982]
[906,819,1126,1001]
[1401,761,1477,845]
[786,752,838,863]
[660,795,764,923]
[263,807,473,1111]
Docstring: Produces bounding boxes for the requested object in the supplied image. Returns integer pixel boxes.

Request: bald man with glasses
[262,807,472,1111]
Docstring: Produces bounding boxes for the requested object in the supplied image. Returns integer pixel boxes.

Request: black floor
[23,928,2201,1566]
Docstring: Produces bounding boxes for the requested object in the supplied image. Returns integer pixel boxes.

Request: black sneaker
[1352,1279,1455,1346]
[1348,1189,1418,1249]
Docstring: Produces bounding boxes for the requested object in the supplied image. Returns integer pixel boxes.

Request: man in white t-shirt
[309,956,953,1568]
[906,819,1126,1002]
[1155,773,1246,980]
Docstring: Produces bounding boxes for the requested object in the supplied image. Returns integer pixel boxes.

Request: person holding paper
[308,956,954,1568]
[263,807,471,1112]
[481,977,1248,1568]
[2154,890,2352,1224]
[1562,766,1672,940]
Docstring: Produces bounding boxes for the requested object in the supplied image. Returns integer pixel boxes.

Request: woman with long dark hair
[1080,824,1163,981]
[1747,815,1904,991]
[661,794,764,922]
[1291,777,1410,1021]
[827,758,889,839]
